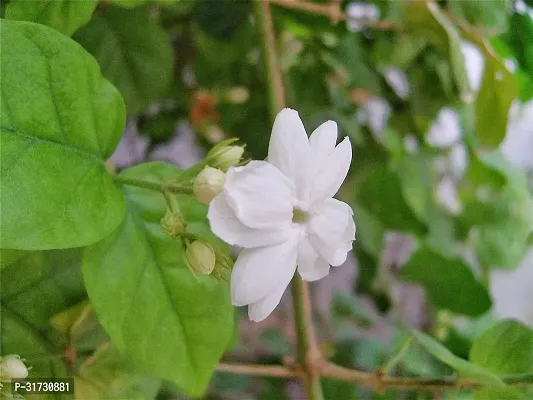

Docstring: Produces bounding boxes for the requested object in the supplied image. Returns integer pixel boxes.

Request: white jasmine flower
[208,109,355,321]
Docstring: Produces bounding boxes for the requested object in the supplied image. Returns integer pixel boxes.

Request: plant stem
[216,362,302,379]
[113,176,193,195]
[254,1,325,399]
[292,276,325,400]
[254,0,286,114]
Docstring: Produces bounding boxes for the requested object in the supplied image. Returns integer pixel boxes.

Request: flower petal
[296,228,332,281]
[225,161,294,229]
[208,193,290,248]
[248,281,288,322]
[309,120,338,164]
[231,230,298,307]
[310,137,352,205]
[268,108,311,200]
[308,198,355,266]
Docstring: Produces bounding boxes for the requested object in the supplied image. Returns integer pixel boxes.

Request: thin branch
[322,363,533,391]
[269,0,396,30]
[254,0,286,116]
[216,362,301,379]
[292,276,325,400]
[113,176,192,195]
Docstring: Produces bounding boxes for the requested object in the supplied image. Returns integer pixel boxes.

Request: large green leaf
[0,249,85,397]
[401,247,491,316]
[75,6,174,115]
[411,330,504,387]
[470,320,533,375]
[83,162,234,396]
[0,20,126,250]
[5,0,98,36]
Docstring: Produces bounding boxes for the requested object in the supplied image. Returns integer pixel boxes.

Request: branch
[216,362,301,379]
[269,0,396,30]
[292,276,325,400]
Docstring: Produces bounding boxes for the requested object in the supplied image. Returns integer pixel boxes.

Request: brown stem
[269,0,396,30]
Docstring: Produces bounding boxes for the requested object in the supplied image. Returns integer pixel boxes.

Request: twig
[269,0,396,30]
[216,362,302,379]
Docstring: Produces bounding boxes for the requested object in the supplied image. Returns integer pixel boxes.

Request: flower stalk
[254,1,325,399]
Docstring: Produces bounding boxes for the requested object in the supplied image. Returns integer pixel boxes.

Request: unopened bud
[207,139,245,171]
[161,210,187,237]
[0,355,28,380]
[193,167,226,205]
[185,240,216,276]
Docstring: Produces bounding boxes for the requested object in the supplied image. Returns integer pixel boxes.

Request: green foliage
[474,48,518,148]
[460,152,533,269]
[0,20,126,250]
[1,249,85,389]
[83,162,234,396]
[411,330,504,387]
[5,0,98,36]
[403,1,469,95]
[401,247,492,316]
[470,320,533,375]
[75,343,161,399]
[357,166,427,235]
[75,6,174,115]
[448,0,509,34]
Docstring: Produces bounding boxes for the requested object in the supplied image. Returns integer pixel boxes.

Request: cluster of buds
[160,193,187,237]
[0,355,28,381]
[183,239,233,281]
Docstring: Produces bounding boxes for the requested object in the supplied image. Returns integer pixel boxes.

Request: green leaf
[448,0,508,34]
[5,0,98,36]
[401,247,491,316]
[470,320,533,375]
[474,50,518,148]
[75,343,161,400]
[1,249,85,385]
[474,387,525,400]
[75,6,174,115]
[508,13,533,76]
[357,167,427,235]
[83,162,234,397]
[403,1,470,95]
[411,330,504,387]
[461,153,533,269]
[0,20,126,250]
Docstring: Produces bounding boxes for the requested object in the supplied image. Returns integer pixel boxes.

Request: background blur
[2,0,533,399]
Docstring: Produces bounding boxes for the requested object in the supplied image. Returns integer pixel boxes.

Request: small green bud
[0,355,28,380]
[207,139,245,171]
[193,167,226,205]
[161,209,187,237]
[185,240,216,276]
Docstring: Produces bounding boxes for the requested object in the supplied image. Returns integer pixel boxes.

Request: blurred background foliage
[1,0,533,399]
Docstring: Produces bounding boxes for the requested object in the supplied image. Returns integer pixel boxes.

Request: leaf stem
[113,176,192,195]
